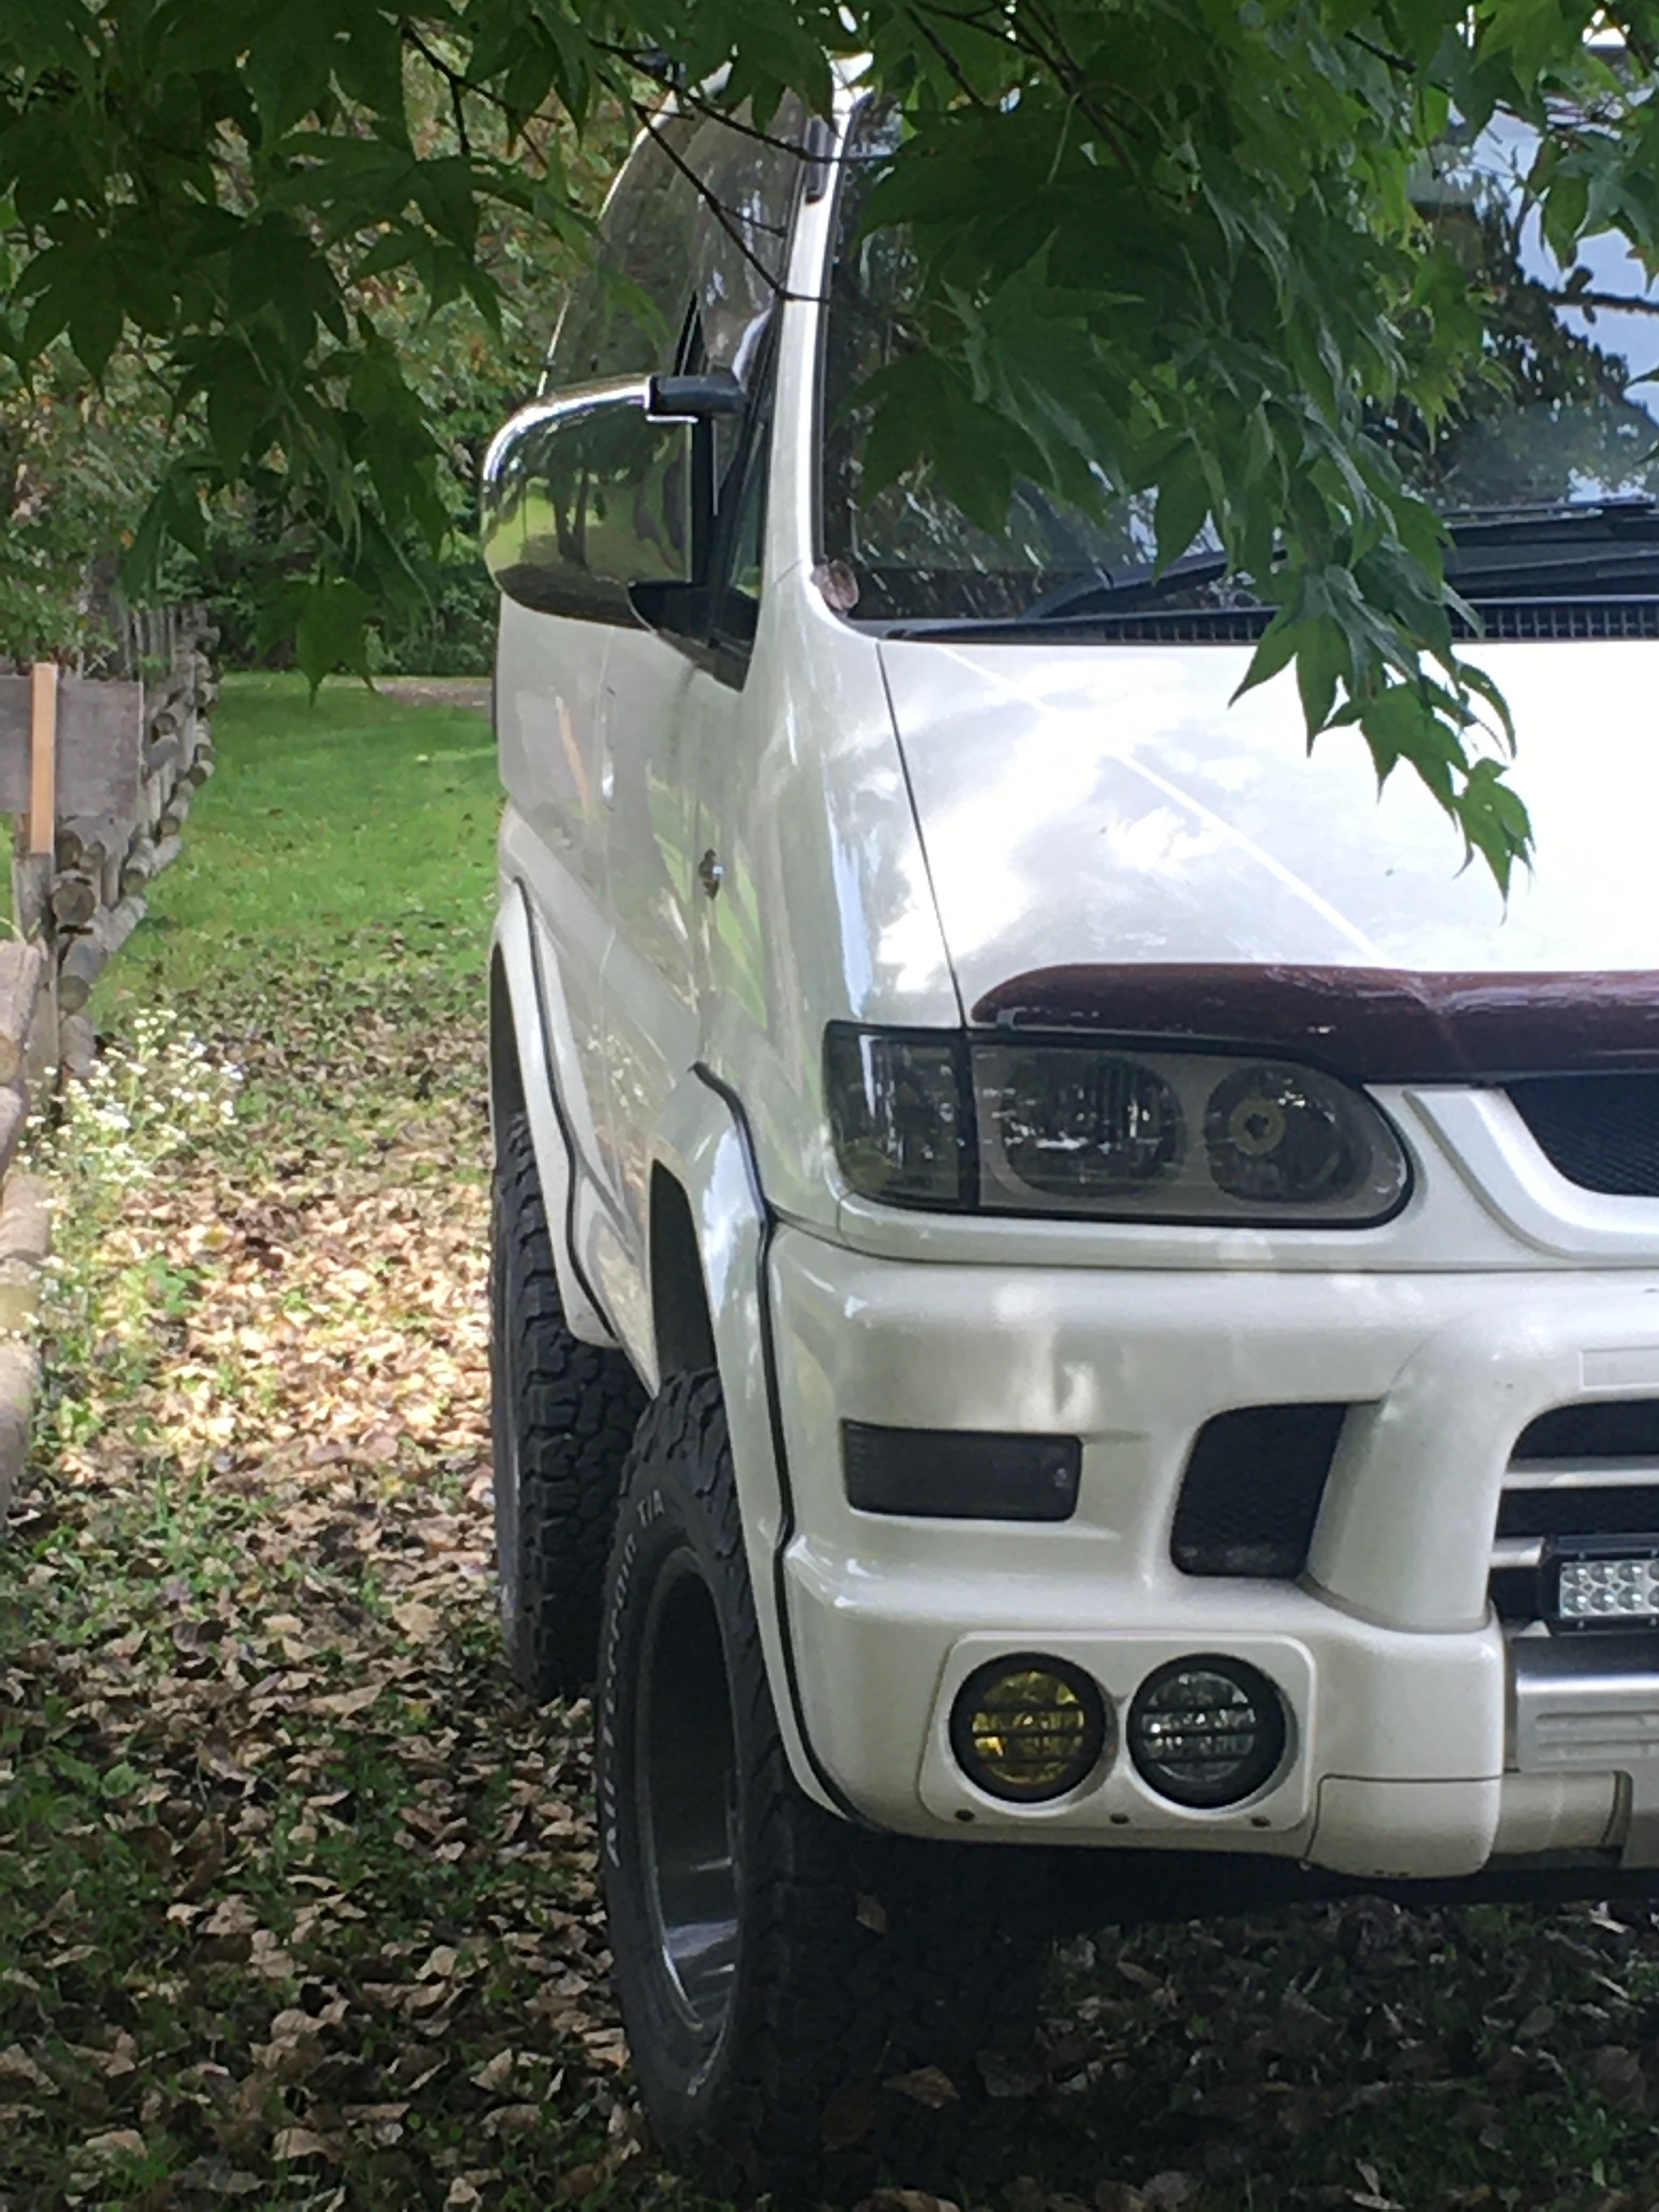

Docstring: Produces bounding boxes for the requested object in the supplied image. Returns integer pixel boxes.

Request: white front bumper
[768,1230,1659,1875]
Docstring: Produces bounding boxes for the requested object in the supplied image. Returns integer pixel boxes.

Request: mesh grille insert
[1514,1401,1659,1460]
[1497,1486,1659,1541]
[1172,1403,1350,1578]
[1508,1074,1659,1197]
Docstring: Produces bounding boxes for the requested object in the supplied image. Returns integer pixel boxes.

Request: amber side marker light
[949,1655,1110,1802]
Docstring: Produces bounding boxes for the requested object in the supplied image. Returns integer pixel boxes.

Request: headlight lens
[825,1025,1408,1224]
[823,1026,973,1207]
[982,1047,1182,1198]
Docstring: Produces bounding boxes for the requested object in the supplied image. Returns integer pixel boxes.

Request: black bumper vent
[1514,1400,1659,1463]
[1171,1403,1350,1578]
[1497,1485,1659,1542]
[1508,1074,1659,1197]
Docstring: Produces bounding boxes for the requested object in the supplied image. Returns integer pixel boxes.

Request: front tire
[490,1111,646,1699]
[598,1372,1048,2199]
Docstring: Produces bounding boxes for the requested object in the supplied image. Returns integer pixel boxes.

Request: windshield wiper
[1447,499,1659,596]
[879,500,1659,640]
[1014,503,1659,613]
[878,549,1254,638]
[1018,549,1239,620]
[1447,496,1659,590]
[1445,495,1659,540]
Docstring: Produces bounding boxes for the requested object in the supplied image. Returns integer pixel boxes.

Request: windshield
[820,104,1659,625]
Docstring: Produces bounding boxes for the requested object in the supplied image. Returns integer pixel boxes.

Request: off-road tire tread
[492,1111,645,1699]
[601,1371,1047,2200]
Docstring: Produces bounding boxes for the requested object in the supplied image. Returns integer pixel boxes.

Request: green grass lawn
[5,674,1659,2211]
[103,672,499,1011]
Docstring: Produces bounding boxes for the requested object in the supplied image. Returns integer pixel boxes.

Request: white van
[482,84,1659,2196]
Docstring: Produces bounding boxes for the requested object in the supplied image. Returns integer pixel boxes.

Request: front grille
[1172,1403,1350,1577]
[1507,1074,1659,1197]
[1490,1401,1659,1624]
[1466,597,1659,641]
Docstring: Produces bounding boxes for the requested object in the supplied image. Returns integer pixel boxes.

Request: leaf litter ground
[6,679,1659,2211]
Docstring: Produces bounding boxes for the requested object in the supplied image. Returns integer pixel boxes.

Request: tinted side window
[691,100,804,379]
[547,119,701,386]
[546,102,805,394]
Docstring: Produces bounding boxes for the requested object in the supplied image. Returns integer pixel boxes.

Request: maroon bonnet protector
[969,966,1659,1083]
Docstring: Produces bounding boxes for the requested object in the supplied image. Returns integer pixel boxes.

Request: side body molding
[491,879,618,1348]
[651,1066,861,1822]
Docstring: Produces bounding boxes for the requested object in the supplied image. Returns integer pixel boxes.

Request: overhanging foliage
[4,3,1659,883]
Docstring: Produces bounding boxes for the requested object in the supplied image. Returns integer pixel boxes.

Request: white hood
[879,637,1659,1013]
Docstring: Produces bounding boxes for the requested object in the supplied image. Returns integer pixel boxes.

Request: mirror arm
[649,369,747,422]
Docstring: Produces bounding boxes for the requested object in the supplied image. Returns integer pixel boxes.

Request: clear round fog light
[1127,1655,1287,1808]
[949,1654,1110,1802]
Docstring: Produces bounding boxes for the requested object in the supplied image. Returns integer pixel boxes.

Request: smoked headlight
[1204,1063,1364,1205]
[825,1025,1408,1224]
[824,1026,973,1207]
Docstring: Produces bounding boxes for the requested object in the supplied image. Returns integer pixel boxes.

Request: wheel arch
[647,1070,844,1819]
[490,943,528,1136]
[490,883,617,1347]
[650,1164,719,1381]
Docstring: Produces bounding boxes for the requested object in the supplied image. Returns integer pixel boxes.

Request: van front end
[764,1029,1659,1886]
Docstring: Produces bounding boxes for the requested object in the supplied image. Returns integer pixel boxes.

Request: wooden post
[28,662,57,857]
[20,663,60,1080]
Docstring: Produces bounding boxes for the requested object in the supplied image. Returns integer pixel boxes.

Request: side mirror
[482,378,694,624]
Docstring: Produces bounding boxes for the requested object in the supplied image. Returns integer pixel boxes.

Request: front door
[595,108,805,1357]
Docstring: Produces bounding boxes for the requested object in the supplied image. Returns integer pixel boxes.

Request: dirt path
[374,676,491,716]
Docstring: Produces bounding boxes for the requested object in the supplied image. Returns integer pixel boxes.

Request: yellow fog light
[949,1655,1110,1802]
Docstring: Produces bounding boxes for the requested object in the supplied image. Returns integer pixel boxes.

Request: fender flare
[651,1065,870,1825]
[490,881,618,1348]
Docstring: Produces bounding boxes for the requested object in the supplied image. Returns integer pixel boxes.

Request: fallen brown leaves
[7,934,1659,2209]
[0,962,654,2208]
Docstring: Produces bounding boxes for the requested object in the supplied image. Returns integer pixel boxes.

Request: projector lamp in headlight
[949,1655,1110,1802]
[1204,1063,1365,1205]
[1127,1656,1287,1808]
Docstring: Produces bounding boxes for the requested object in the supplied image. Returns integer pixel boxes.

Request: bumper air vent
[1506,1073,1659,1197]
[1490,1401,1659,1625]
[1171,1403,1351,1578]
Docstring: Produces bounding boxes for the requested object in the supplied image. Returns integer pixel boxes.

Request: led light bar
[1552,1547,1659,1629]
